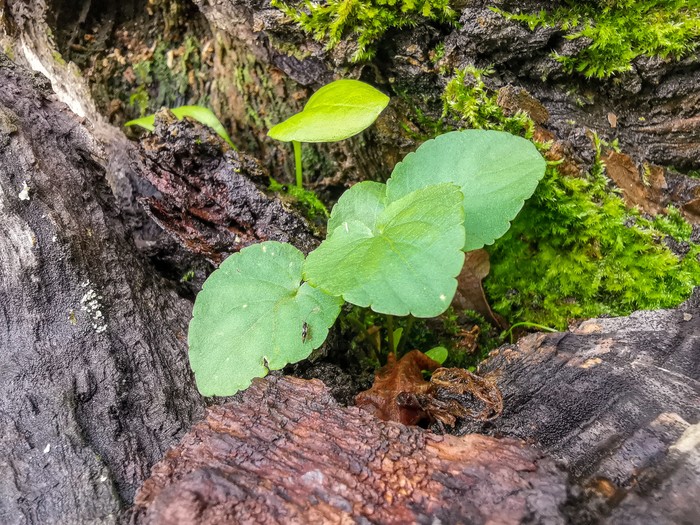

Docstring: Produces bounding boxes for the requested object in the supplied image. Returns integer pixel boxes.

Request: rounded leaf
[304,183,465,318]
[188,242,342,396]
[387,130,546,251]
[267,79,390,143]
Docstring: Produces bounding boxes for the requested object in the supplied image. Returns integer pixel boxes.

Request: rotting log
[457,295,700,523]
[0,53,205,524]
[133,110,320,265]
[131,375,569,525]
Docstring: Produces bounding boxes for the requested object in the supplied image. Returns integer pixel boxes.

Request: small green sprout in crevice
[267,79,389,188]
[268,178,330,222]
[492,1,700,79]
[271,0,457,62]
[125,105,237,150]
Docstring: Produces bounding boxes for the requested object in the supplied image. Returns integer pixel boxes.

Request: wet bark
[0,50,319,523]
[131,375,569,525]
[0,53,205,524]
[456,294,700,523]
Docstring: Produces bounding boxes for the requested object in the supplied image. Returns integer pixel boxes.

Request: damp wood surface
[131,375,568,525]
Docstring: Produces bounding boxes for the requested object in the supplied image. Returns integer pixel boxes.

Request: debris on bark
[355,351,502,427]
[131,376,568,525]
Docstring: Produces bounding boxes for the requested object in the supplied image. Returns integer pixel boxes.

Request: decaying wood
[134,110,320,264]
[458,297,700,522]
[0,53,205,524]
[131,375,569,525]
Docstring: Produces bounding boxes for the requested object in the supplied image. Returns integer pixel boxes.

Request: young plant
[125,105,236,149]
[188,129,546,396]
[268,79,390,188]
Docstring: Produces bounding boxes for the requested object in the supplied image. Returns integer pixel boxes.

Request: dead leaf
[356,351,503,427]
[603,151,665,215]
[607,112,618,128]
[452,250,506,328]
[399,368,503,427]
[355,351,438,425]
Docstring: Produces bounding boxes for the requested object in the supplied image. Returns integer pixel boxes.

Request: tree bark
[131,375,569,525]
[0,53,207,524]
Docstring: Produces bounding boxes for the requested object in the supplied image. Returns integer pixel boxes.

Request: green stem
[387,315,395,353]
[505,321,558,344]
[293,140,303,188]
[396,316,414,354]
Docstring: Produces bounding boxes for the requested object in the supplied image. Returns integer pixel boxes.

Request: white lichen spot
[99,474,108,483]
[43,444,51,454]
[439,294,447,302]
[18,181,30,201]
[80,282,107,334]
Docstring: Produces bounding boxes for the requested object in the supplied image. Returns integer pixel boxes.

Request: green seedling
[268,79,389,188]
[425,346,449,365]
[125,105,237,150]
[188,129,546,396]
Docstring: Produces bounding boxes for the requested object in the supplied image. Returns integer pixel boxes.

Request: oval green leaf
[125,105,236,149]
[425,346,449,365]
[387,130,546,251]
[267,79,390,143]
[304,182,465,318]
[188,241,342,396]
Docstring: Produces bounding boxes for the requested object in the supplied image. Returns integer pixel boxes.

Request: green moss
[442,66,534,136]
[485,147,700,330]
[268,178,330,221]
[432,66,700,328]
[271,0,457,62]
[51,50,67,66]
[493,1,700,78]
[126,36,209,120]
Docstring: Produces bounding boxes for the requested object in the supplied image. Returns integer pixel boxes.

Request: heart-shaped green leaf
[188,241,342,396]
[267,79,390,143]
[304,182,465,318]
[125,105,236,149]
[387,130,546,251]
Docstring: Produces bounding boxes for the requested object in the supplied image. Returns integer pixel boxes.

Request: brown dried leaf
[397,368,503,427]
[452,250,506,328]
[603,151,666,215]
[356,352,503,427]
[355,350,439,425]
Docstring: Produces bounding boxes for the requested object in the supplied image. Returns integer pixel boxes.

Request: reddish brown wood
[132,376,568,525]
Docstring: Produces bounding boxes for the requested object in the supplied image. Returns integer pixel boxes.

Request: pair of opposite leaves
[189,128,546,396]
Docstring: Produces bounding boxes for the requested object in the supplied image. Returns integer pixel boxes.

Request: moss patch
[493,0,700,78]
[271,0,457,62]
[441,67,700,329]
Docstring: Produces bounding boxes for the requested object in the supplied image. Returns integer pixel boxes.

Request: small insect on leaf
[302,322,311,343]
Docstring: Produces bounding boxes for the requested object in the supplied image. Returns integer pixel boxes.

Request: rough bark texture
[457,297,700,523]
[131,375,568,525]
[135,110,320,265]
[0,53,205,524]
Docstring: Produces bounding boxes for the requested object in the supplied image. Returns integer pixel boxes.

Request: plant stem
[293,140,303,188]
[387,314,395,353]
[505,321,558,344]
[396,316,414,354]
